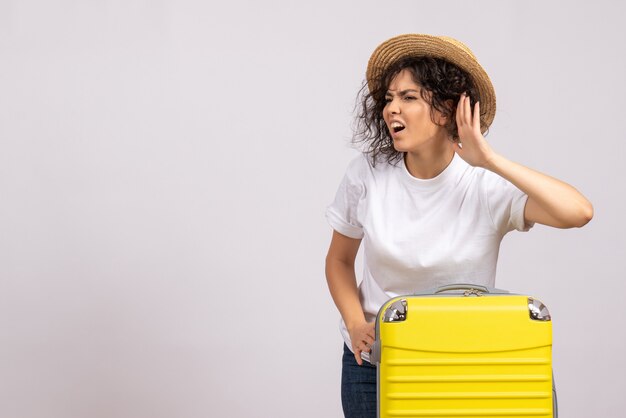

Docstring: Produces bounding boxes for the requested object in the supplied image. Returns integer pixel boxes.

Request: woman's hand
[348,321,375,366]
[451,92,497,169]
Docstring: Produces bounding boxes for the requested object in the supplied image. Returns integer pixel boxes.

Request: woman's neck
[404,142,455,179]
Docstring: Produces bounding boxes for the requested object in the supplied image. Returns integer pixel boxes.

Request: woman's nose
[387,98,400,114]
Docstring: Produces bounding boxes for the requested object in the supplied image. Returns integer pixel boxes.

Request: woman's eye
[404,96,416,100]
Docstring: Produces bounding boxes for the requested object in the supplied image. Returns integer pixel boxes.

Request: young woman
[324,34,593,418]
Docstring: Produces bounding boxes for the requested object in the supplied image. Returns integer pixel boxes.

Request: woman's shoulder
[467,163,515,191]
[345,152,398,179]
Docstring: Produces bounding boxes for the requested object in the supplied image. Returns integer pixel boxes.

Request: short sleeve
[480,170,534,235]
[325,156,367,239]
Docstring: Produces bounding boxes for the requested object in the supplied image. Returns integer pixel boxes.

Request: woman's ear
[436,99,455,125]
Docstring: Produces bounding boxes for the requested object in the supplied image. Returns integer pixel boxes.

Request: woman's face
[382,69,449,153]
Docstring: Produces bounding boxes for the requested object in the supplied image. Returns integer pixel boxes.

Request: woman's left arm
[452,92,594,229]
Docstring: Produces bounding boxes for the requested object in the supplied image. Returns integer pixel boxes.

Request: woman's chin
[392,140,408,152]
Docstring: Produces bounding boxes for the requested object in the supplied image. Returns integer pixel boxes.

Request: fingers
[353,343,371,366]
[364,322,375,349]
[456,92,480,137]
[352,343,364,366]
[456,93,465,127]
[350,321,377,366]
[457,92,470,135]
[352,333,376,366]
[354,338,373,353]
[473,100,480,130]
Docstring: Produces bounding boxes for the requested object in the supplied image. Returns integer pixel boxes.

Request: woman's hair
[352,55,488,166]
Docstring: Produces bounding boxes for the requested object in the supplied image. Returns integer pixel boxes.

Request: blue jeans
[341,343,377,418]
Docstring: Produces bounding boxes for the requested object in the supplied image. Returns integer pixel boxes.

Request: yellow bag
[370,284,557,418]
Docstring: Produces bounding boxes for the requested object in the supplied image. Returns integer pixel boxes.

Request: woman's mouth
[390,121,405,136]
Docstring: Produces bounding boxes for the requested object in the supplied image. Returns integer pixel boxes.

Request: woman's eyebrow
[385,89,420,96]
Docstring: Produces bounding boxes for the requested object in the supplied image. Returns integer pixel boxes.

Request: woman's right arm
[325,230,374,365]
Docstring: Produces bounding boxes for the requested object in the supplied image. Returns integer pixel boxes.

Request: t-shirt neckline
[400,152,464,190]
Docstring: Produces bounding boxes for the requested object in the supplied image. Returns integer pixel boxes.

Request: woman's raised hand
[452,92,497,169]
[348,321,376,366]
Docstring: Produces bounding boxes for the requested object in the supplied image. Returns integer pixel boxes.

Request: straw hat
[366,34,496,133]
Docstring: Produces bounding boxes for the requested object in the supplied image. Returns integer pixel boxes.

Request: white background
[1,1,624,417]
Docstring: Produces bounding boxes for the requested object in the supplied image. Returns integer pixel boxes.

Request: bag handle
[413,283,511,296]
[435,284,490,293]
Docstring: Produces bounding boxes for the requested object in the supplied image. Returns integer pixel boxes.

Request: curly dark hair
[351,55,489,166]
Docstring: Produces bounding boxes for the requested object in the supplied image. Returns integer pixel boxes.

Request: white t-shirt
[325,152,533,350]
